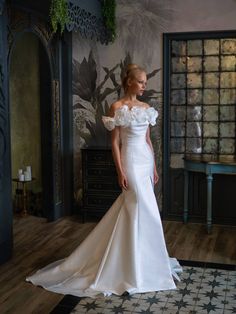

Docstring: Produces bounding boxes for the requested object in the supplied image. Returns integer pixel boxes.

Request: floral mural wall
[72,0,236,209]
[72,46,163,207]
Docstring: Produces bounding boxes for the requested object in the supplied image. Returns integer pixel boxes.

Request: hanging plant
[101,0,116,43]
[50,0,69,34]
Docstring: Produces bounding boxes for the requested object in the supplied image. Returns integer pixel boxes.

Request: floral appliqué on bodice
[102,105,158,131]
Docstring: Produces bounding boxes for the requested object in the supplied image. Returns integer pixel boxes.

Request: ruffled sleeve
[102,105,159,130]
[102,106,131,131]
[146,107,158,126]
[102,116,116,131]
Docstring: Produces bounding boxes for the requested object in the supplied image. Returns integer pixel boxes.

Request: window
[163,31,236,219]
[168,36,235,169]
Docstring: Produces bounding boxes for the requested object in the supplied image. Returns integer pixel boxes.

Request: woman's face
[127,71,147,96]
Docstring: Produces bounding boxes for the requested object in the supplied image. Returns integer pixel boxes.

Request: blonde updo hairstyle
[121,64,146,92]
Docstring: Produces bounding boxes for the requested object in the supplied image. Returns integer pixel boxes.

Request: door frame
[0,2,74,264]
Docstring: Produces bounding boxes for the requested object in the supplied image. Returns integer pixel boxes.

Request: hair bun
[121,64,138,79]
[121,63,145,91]
[125,64,139,75]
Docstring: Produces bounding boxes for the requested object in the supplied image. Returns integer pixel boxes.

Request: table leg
[207,174,213,234]
[22,183,27,216]
[183,169,189,223]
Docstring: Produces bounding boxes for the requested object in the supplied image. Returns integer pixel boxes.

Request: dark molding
[162,33,171,219]
[7,7,55,60]
[0,0,5,14]
[0,48,6,193]
[60,31,74,216]
[52,79,63,207]
[66,0,110,44]
[0,1,13,264]
[0,1,9,196]
[162,29,236,41]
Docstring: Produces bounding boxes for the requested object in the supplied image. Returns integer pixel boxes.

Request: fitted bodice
[120,122,149,146]
[102,105,159,170]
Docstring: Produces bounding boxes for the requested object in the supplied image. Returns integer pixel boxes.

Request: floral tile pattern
[51,263,236,314]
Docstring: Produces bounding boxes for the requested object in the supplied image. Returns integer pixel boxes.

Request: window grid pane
[170,37,236,158]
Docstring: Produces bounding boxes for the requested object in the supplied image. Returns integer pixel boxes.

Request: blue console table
[183,156,236,233]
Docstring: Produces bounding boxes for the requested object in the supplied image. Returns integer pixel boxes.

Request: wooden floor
[0,215,236,314]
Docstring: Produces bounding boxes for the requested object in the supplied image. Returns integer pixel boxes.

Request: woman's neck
[123,92,137,103]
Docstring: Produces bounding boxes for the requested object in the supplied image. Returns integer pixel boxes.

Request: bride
[26,64,182,297]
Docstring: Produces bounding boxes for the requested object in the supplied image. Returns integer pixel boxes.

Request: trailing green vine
[101,0,116,43]
[49,0,116,41]
[50,0,69,34]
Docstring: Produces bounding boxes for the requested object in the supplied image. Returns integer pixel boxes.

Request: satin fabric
[26,106,182,297]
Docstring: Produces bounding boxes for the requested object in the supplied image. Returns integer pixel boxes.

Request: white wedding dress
[26,105,182,297]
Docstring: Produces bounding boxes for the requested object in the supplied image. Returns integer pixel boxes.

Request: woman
[26,64,182,297]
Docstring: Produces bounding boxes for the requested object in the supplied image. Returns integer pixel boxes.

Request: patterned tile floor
[51,263,236,314]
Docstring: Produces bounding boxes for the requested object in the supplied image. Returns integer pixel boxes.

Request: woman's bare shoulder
[109,101,123,117]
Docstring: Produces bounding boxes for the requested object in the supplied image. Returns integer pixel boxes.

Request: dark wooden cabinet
[81,147,121,221]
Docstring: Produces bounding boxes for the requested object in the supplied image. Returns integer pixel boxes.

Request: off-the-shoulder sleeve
[102,106,158,130]
[146,107,158,126]
[102,106,130,130]
[102,116,116,131]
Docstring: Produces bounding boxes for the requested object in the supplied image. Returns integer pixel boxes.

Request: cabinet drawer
[83,150,113,165]
[83,192,120,207]
[84,167,117,177]
[85,180,120,192]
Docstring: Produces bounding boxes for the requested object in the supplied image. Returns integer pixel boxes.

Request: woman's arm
[146,127,159,185]
[109,104,128,190]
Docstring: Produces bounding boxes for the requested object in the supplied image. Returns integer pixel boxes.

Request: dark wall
[8,0,50,16]
[10,32,42,193]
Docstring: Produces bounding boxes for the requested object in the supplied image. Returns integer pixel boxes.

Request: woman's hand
[118,172,128,190]
[154,168,159,185]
